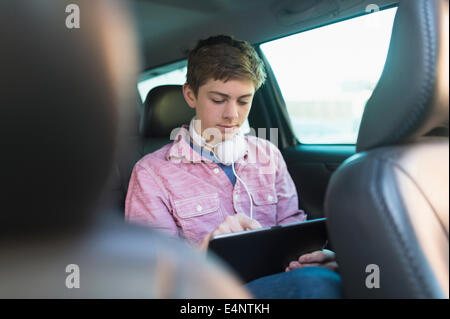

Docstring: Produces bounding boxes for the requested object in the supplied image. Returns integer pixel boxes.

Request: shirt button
[213,168,220,174]
[267,195,273,201]
[196,205,202,212]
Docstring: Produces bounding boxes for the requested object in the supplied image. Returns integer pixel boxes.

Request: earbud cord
[208,142,253,221]
[191,120,253,220]
[231,161,253,220]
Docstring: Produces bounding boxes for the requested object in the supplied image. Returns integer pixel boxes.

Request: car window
[260,7,397,144]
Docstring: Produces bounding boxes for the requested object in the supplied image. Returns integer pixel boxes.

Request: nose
[222,100,239,121]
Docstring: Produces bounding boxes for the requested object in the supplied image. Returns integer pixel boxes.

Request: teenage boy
[125,35,341,298]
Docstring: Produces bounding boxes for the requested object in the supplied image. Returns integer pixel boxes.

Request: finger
[211,227,223,238]
[236,213,262,230]
[298,252,317,263]
[217,223,232,235]
[299,250,335,264]
[288,261,301,270]
[224,216,245,233]
[307,251,326,263]
[299,263,321,268]
[198,233,212,252]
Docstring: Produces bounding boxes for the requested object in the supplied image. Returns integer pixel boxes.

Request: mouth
[217,124,238,129]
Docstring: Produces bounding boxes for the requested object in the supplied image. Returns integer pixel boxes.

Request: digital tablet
[207,218,328,283]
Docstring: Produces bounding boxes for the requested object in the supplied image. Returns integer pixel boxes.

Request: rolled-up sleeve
[273,147,307,225]
[125,163,179,237]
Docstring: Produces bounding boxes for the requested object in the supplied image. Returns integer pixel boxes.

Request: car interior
[1,0,448,299]
[108,0,402,219]
[101,0,449,299]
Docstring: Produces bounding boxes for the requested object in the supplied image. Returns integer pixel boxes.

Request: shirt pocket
[250,187,278,227]
[173,193,221,242]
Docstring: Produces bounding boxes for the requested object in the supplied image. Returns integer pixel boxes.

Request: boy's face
[183,78,255,143]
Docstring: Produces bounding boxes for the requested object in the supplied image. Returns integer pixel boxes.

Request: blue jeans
[244,267,343,299]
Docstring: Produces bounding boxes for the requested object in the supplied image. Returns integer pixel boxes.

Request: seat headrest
[357,0,449,152]
[0,0,139,237]
[140,85,196,138]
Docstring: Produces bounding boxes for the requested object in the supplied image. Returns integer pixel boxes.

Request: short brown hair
[186,35,266,96]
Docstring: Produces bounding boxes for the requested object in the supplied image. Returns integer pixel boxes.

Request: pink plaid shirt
[125,126,307,244]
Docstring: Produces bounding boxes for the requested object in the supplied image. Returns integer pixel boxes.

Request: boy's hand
[198,213,262,251]
[285,249,338,272]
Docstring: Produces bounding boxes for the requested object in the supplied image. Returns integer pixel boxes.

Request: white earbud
[213,133,247,165]
[189,117,253,219]
[189,117,247,165]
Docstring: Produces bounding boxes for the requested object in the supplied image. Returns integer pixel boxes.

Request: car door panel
[282,145,355,220]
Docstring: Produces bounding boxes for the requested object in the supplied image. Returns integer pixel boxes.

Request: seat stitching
[392,0,437,143]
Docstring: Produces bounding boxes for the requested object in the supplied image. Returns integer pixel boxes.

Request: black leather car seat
[325,0,448,298]
[140,84,196,154]
[101,84,195,215]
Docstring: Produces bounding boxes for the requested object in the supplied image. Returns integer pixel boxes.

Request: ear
[182,84,197,109]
